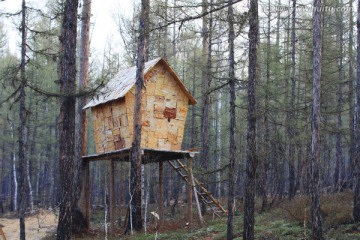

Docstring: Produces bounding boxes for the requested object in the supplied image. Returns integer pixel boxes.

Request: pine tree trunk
[129,0,150,231]
[226,1,236,239]
[353,0,360,223]
[260,0,271,213]
[348,0,355,190]
[200,0,211,215]
[191,51,197,148]
[45,104,54,207]
[9,118,18,212]
[243,0,258,239]
[334,0,344,192]
[288,0,297,200]
[52,116,60,208]
[215,89,222,198]
[162,0,168,59]
[56,0,79,238]
[26,99,36,212]
[18,1,27,238]
[74,0,92,232]
[310,0,324,238]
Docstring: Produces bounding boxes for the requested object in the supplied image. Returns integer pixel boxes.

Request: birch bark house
[84,58,196,153]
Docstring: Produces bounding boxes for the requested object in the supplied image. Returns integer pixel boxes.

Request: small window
[163,107,176,122]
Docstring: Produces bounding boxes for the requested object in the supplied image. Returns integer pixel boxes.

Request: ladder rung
[168,159,226,217]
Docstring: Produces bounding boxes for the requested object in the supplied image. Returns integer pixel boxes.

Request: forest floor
[3,192,360,239]
[0,209,58,239]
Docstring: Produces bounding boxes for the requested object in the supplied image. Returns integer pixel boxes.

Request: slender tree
[226,0,236,238]
[288,0,297,200]
[56,0,79,238]
[243,0,258,239]
[310,0,324,238]
[259,0,272,212]
[129,0,150,231]
[334,0,344,192]
[200,0,211,214]
[354,0,360,223]
[18,0,27,239]
[9,115,18,212]
[348,0,355,191]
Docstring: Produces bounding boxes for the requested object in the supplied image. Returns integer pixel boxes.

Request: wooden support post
[192,175,204,224]
[85,161,91,228]
[159,161,164,225]
[187,157,193,224]
[109,159,115,234]
[118,161,123,224]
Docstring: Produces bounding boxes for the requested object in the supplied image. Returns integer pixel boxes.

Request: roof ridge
[83,57,196,109]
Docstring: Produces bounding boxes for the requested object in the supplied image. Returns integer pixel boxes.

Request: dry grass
[275,192,353,228]
[0,209,58,239]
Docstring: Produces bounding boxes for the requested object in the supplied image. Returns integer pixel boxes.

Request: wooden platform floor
[82,148,197,164]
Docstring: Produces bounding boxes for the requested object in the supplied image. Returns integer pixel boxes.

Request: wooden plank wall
[91,63,189,154]
[138,63,189,151]
[91,98,130,153]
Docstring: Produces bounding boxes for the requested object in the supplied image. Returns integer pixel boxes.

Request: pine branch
[151,0,244,31]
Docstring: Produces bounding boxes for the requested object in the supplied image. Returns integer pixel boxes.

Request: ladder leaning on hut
[168,159,227,217]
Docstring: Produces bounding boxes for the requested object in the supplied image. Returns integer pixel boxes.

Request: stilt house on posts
[82,58,226,232]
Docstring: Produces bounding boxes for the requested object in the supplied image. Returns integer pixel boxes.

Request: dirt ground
[0,209,58,240]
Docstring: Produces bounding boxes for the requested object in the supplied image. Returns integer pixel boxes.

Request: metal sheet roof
[84,57,196,109]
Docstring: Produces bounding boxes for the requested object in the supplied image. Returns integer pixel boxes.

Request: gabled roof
[84,58,197,109]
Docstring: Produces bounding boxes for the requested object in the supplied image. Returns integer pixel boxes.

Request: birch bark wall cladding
[84,58,197,153]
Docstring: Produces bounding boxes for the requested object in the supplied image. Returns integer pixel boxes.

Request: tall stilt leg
[85,161,90,229]
[110,159,115,234]
[159,161,164,225]
[118,162,123,224]
[187,157,193,224]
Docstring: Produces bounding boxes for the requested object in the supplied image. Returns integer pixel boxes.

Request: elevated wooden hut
[84,57,196,153]
[82,58,226,232]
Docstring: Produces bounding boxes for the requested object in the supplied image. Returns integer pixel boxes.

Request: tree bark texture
[226,0,236,239]
[243,0,258,239]
[334,0,344,192]
[288,0,297,200]
[200,0,211,215]
[354,0,360,223]
[311,0,324,238]
[18,1,27,239]
[129,0,150,231]
[74,0,91,232]
[56,0,78,238]
[348,0,355,190]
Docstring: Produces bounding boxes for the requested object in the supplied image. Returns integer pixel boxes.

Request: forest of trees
[0,0,360,239]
